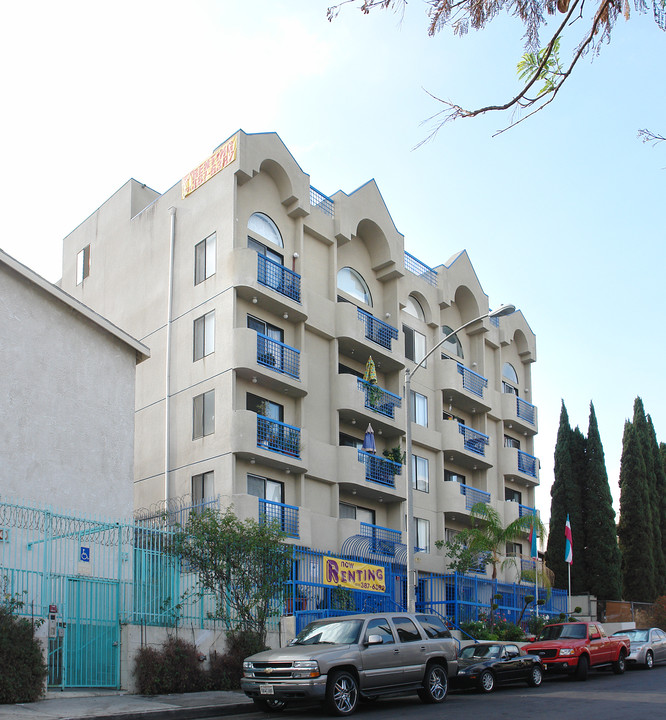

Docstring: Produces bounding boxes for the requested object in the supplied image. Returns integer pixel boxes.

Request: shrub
[653,595,666,631]
[134,637,206,695]
[210,630,267,690]
[0,605,48,703]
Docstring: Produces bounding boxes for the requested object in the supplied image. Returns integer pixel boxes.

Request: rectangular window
[502,381,518,396]
[504,435,521,449]
[193,390,215,439]
[505,487,522,503]
[76,245,90,285]
[506,542,522,557]
[410,391,428,427]
[246,393,283,421]
[403,325,426,365]
[339,502,375,525]
[248,474,284,503]
[339,432,363,448]
[411,454,429,492]
[415,517,430,553]
[192,471,214,506]
[444,469,466,484]
[194,233,216,285]
[193,310,215,361]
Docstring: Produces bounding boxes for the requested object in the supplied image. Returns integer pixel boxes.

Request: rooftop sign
[181,134,238,198]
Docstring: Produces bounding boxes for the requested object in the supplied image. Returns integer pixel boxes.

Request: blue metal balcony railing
[257,416,301,458]
[357,308,399,350]
[516,397,536,425]
[404,251,438,287]
[458,423,490,457]
[360,522,401,555]
[357,449,401,488]
[310,186,334,217]
[489,315,500,328]
[521,558,537,572]
[517,450,539,478]
[519,504,536,518]
[257,254,301,303]
[256,332,300,379]
[259,498,299,539]
[457,363,488,398]
[356,379,401,419]
[459,483,491,511]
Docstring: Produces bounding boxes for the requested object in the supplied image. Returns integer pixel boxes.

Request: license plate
[259,684,274,696]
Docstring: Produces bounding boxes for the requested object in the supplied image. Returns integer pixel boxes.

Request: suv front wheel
[326,670,359,716]
[418,663,448,703]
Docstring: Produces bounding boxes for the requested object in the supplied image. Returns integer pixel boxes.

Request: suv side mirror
[590,633,601,640]
[365,634,383,646]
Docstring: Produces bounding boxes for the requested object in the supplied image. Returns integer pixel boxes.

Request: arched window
[441,325,464,359]
[248,212,283,248]
[502,363,518,383]
[337,267,372,306]
[403,295,425,321]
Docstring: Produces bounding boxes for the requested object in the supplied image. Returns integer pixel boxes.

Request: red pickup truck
[527,622,631,680]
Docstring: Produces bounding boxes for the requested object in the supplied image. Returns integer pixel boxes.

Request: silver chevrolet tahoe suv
[241,612,458,716]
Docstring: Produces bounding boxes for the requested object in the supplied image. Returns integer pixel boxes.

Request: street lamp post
[404,304,516,613]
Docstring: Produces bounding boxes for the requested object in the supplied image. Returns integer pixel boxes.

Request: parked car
[453,642,543,692]
[241,612,458,716]
[611,628,666,669]
[527,622,630,680]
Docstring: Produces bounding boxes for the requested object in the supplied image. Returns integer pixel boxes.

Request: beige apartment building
[59,130,539,581]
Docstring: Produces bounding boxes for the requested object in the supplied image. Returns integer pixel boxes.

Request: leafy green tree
[546,402,583,591]
[170,507,292,644]
[328,0,665,132]
[618,419,656,602]
[581,402,622,604]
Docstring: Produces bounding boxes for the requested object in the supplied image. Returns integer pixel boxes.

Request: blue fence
[404,251,438,287]
[310,186,334,217]
[457,363,488,398]
[356,378,401,419]
[259,498,299,539]
[357,308,399,350]
[257,415,301,458]
[256,332,300,379]
[518,450,539,478]
[257,254,301,303]
[516,397,536,425]
[458,423,490,456]
[357,449,401,487]
[459,483,491,510]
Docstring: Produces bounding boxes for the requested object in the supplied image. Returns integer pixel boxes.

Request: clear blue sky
[2,1,664,527]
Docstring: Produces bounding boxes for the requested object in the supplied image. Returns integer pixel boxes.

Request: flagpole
[535,554,539,618]
[567,563,571,615]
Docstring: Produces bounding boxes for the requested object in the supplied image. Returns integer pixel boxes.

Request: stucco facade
[59,130,539,580]
[0,250,148,517]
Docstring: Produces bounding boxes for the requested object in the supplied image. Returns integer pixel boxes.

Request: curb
[71,702,255,720]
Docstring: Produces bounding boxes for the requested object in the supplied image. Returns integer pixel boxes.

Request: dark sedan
[453,642,544,693]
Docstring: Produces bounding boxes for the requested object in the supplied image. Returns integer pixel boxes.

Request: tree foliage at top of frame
[170,507,292,643]
[328,0,660,134]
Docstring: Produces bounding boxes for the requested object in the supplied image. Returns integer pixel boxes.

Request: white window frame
[193,390,215,439]
[410,391,428,427]
[192,471,214,506]
[411,454,429,492]
[195,233,216,285]
[403,325,426,365]
[415,517,430,553]
[193,310,215,361]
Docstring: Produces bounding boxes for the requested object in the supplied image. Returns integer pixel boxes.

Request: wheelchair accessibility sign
[78,546,92,575]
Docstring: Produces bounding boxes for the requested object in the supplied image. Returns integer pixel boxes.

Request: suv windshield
[537,624,586,641]
[291,619,363,646]
[614,629,648,642]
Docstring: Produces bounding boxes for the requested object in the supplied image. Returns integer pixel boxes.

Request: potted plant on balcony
[382,447,405,465]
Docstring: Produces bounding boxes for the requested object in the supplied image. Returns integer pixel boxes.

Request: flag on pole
[529,517,538,560]
[564,514,573,565]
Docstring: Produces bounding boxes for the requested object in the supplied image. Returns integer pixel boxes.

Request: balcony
[437,360,491,414]
[232,328,307,397]
[500,447,540,485]
[404,251,438,287]
[441,420,492,470]
[336,446,405,503]
[357,379,401,419]
[360,522,402,556]
[336,302,405,373]
[459,483,491,510]
[230,410,307,475]
[258,498,299,539]
[501,393,538,436]
[519,503,536,518]
[335,374,403,438]
[257,416,301,458]
[257,254,301,303]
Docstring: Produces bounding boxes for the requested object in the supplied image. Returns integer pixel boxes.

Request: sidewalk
[0,690,254,720]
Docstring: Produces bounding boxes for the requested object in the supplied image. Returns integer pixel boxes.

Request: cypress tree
[647,416,666,596]
[618,419,656,601]
[569,425,587,594]
[547,402,581,591]
[582,402,622,603]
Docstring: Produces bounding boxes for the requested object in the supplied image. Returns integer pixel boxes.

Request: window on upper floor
[193,310,215,361]
[441,325,464,359]
[506,542,522,557]
[248,212,283,248]
[403,295,425,321]
[248,314,285,368]
[502,362,519,395]
[403,325,426,365]
[246,392,283,421]
[444,469,466,484]
[410,391,428,427]
[195,233,216,285]
[248,473,284,503]
[337,267,372,306]
[504,435,521,449]
[76,245,90,285]
[339,432,363,449]
[505,487,522,503]
[411,454,429,492]
[193,390,215,439]
[414,517,430,553]
[338,363,363,379]
[339,502,375,525]
[192,471,214,506]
